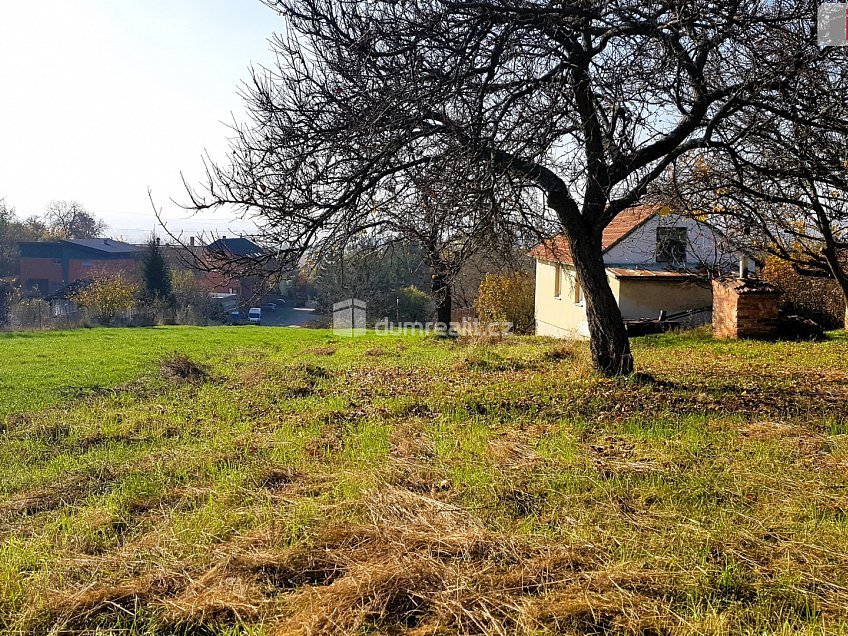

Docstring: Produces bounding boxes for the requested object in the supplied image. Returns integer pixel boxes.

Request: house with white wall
[530,205,739,338]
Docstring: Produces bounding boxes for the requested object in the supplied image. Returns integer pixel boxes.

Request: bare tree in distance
[184,0,822,375]
[43,200,107,239]
[666,37,848,328]
[353,153,538,327]
[0,198,52,277]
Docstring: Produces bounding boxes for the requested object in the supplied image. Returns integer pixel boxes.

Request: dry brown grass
[157,488,667,636]
[27,469,678,636]
[159,353,210,383]
[305,346,337,357]
[5,330,848,635]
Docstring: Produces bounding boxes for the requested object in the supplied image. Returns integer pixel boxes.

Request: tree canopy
[187,0,827,374]
[667,35,848,326]
[43,201,106,239]
[140,238,174,302]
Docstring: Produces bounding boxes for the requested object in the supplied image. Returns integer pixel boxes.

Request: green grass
[0,326,339,417]
[1,326,847,635]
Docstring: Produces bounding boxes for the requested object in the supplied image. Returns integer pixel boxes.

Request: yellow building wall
[616,279,713,324]
[534,260,714,337]
[534,260,621,338]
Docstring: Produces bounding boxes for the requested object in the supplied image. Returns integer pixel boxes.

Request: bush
[761,256,846,329]
[171,269,218,325]
[476,272,535,334]
[397,285,433,322]
[72,275,138,325]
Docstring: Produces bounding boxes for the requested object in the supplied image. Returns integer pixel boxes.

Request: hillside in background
[1,327,848,634]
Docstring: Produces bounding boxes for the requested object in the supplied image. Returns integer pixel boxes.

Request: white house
[530,205,739,338]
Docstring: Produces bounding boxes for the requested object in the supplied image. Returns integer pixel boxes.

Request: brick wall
[712,279,781,339]
[68,258,138,283]
[20,257,64,293]
[20,257,139,296]
[712,280,738,339]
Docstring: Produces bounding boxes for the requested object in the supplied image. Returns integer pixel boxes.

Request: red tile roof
[529,205,660,264]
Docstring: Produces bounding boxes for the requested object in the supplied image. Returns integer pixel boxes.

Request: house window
[554,264,562,298]
[81,260,93,268]
[573,277,584,305]
[656,227,687,264]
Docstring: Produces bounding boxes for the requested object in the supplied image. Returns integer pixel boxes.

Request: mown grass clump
[0,328,847,634]
[159,353,210,383]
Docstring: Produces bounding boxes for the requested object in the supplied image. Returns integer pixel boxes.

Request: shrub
[72,275,138,325]
[476,272,535,334]
[761,256,846,329]
[172,269,215,321]
[397,285,433,322]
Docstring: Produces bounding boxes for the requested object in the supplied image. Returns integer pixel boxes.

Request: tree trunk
[567,227,634,376]
[831,265,848,332]
[837,285,848,332]
[431,271,452,334]
[820,244,848,332]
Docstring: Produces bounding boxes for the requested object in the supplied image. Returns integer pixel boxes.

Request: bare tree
[0,199,16,278]
[0,198,51,277]
[366,153,533,327]
[185,0,818,375]
[43,200,107,239]
[312,238,430,318]
[667,33,848,328]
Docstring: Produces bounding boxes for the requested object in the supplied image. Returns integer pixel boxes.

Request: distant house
[529,206,740,338]
[206,237,264,260]
[198,237,268,303]
[139,236,272,308]
[18,239,141,296]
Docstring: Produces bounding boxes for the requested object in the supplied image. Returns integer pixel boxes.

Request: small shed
[712,278,781,339]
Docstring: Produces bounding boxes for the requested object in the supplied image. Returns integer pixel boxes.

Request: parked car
[262,302,277,312]
[248,307,262,324]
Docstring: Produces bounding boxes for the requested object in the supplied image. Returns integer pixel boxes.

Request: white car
[248,307,262,324]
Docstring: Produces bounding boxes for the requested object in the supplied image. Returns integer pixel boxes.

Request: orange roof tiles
[529,204,660,264]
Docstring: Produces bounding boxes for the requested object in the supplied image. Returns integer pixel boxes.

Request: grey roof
[63,238,141,254]
[206,237,264,257]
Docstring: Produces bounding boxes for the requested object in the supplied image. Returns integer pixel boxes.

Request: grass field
[1,326,848,635]
[0,327,335,417]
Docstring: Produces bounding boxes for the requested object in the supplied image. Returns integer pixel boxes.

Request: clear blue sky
[0,0,278,241]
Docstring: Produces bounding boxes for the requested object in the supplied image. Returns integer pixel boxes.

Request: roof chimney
[190,236,195,247]
[739,254,750,279]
